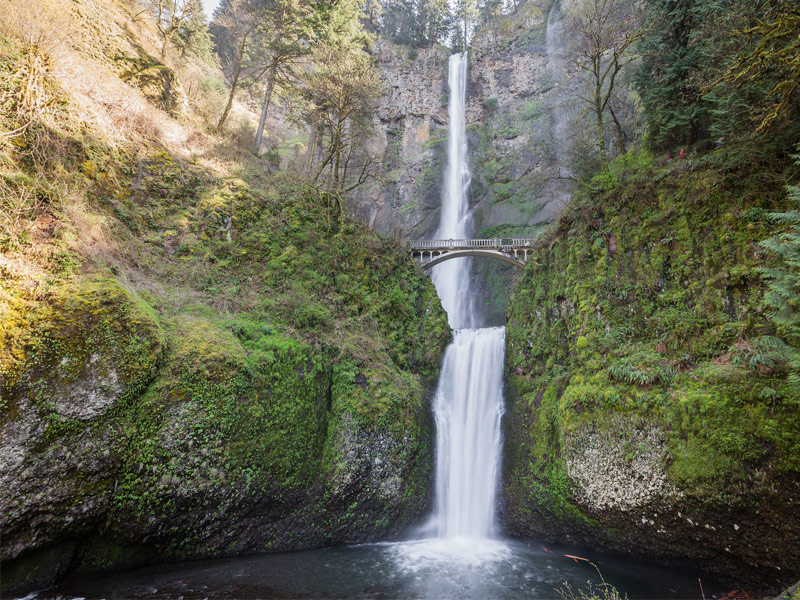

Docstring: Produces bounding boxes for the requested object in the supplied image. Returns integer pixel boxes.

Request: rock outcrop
[1,270,446,596]
[502,152,800,591]
[348,41,451,239]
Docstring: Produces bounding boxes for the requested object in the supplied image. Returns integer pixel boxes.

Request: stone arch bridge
[408,238,535,270]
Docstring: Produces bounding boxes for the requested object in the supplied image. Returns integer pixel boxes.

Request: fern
[607,350,675,387]
[758,154,800,384]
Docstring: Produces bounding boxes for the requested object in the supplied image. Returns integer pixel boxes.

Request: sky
[201,0,221,20]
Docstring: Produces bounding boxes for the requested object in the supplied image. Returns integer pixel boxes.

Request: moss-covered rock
[0,11,450,591]
[0,277,165,592]
[0,166,449,595]
[1,273,446,596]
[503,150,800,590]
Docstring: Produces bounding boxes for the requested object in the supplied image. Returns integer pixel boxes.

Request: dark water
[36,537,717,599]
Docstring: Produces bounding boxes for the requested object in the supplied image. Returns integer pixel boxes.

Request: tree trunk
[306,116,318,175]
[217,44,246,131]
[609,103,626,155]
[333,124,343,190]
[594,81,608,171]
[254,63,277,154]
[596,107,608,172]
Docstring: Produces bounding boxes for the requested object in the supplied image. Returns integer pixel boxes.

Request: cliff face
[0,3,450,593]
[348,41,450,239]
[468,0,579,234]
[357,1,582,322]
[502,151,800,590]
[359,1,580,243]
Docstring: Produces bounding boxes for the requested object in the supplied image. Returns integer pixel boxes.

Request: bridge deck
[408,238,535,250]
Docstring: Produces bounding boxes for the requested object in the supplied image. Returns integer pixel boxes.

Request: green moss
[2,277,164,429]
[505,149,799,523]
[1,28,451,577]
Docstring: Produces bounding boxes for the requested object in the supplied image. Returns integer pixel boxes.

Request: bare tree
[214,0,260,131]
[566,0,642,171]
[302,45,382,193]
[149,0,202,60]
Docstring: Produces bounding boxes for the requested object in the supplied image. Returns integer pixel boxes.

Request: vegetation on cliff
[0,0,448,594]
[505,148,800,582]
[503,0,800,590]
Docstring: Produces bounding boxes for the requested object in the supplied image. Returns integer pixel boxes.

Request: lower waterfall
[433,327,505,539]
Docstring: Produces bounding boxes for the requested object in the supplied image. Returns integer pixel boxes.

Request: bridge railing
[408,238,534,250]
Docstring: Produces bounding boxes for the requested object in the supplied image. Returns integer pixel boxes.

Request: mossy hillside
[2,263,443,595]
[503,148,800,587]
[99,149,449,378]
[1,150,449,590]
[1,15,449,594]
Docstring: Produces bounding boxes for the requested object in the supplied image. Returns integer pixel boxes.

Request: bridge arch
[415,249,526,270]
[408,238,535,270]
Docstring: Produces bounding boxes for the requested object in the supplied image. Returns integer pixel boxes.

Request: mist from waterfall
[544,0,576,212]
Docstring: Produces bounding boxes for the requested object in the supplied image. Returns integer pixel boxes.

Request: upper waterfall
[431,52,475,330]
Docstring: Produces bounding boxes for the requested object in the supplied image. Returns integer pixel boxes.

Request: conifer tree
[453,0,478,50]
[636,0,706,149]
[213,0,259,131]
[712,0,800,133]
[253,0,314,154]
[419,0,451,45]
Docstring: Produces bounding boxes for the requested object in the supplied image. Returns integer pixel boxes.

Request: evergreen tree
[252,0,316,154]
[173,12,215,64]
[212,0,261,131]
[418,0,451,45]
[453,0,478,50]
[478,0,504,25]
[636,0,707,149]
[711,0,800,134]
[379,0,420,45]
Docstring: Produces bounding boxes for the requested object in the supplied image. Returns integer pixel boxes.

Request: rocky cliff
[0,4,450,593]
[343,40,448,240]
[352,1,584,322]
[356,1,581,240]
[502,150,800,590]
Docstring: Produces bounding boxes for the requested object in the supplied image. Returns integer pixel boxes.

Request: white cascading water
[429,52,506,542]
[431,52,476,330]
[544,0,575,213]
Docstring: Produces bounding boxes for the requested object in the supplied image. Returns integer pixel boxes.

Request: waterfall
[429,53,505,541]
[544,0,575,211]
[431,52,475,330]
